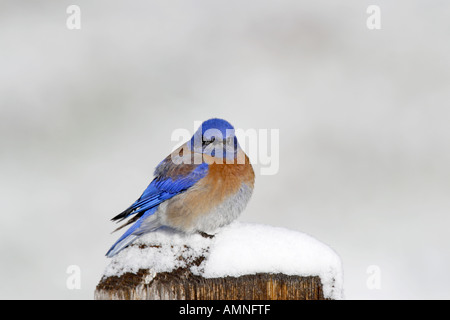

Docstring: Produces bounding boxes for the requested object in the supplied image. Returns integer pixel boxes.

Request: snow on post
[95,222,344,300]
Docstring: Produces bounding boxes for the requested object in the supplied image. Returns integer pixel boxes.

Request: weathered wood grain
[95,268,327,300]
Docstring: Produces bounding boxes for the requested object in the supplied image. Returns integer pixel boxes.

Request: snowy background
[1,0,449,299]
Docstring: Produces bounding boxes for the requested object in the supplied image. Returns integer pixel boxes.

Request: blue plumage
[106,118,254,258]
[105,207,158,257]
[106,160,208,257]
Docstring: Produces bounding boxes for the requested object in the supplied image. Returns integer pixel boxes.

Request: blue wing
[106,156,208,257]
[111,160,208,224]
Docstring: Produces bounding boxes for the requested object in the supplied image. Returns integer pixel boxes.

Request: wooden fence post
[95,223,342,300]
[95,269,327,300]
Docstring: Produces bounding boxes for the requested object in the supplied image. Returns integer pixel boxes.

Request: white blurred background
[1,0,449,299]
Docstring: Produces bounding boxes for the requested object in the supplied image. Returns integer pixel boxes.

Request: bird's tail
[106,208,161,258]
[105,234,139,258]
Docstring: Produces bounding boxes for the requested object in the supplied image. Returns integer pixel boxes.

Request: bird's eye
[203,136,215,147]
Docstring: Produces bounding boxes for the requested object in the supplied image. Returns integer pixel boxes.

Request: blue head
[189,118,240,159]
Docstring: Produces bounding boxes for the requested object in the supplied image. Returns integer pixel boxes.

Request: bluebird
[106,118,255,257]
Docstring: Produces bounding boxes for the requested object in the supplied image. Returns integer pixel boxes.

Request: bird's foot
[198,231,215,239]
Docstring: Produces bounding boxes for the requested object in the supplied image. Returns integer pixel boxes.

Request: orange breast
[163,150,255,232]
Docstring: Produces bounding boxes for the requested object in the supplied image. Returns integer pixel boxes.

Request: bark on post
[95,268,328,300]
